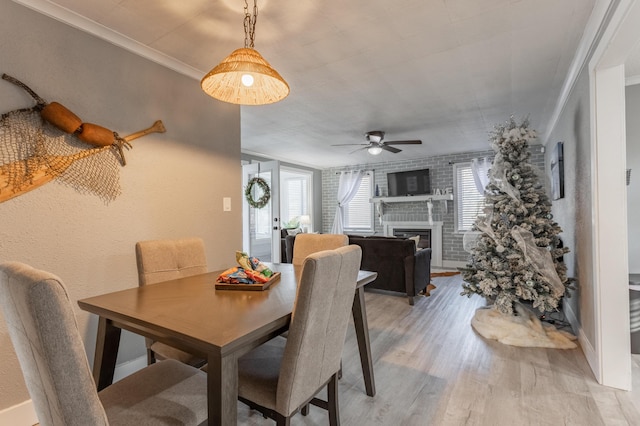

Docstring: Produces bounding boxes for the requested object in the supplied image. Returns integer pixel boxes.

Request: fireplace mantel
[370,194,453,203]
[383,221,443,267]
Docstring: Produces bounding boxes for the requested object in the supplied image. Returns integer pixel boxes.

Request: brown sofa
[348,236,432,305]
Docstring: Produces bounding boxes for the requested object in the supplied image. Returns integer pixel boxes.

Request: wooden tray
[215,272,281,291]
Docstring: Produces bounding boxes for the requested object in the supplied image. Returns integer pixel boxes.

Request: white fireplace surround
[383,221,443,267]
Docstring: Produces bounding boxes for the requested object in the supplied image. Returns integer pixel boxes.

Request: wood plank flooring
[237,273,640,425]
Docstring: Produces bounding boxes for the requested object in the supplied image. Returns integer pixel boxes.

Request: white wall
[545,66,596,347]
[627,83,640,272]
[0,0,242,413]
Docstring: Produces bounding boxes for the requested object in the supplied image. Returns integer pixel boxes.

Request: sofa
[348,236,432,305]
[280,228,302,263]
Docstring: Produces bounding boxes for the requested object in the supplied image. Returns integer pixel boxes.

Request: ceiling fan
[332,131,422,155]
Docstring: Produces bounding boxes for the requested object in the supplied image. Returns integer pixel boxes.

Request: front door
[242,161,281,262]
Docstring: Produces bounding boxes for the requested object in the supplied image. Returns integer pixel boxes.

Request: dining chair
[0,261,208,426]
[291,233,349,266]
[237,244,362,425]
[135,237,208,367]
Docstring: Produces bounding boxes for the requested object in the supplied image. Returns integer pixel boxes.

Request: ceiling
[19,0,639,169]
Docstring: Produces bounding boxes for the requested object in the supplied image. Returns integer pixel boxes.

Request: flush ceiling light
[200,0,289,105]
[368,146,383,155]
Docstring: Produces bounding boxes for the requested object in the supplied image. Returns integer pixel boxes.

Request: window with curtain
[454,163,486,232]
[343,172,373,232]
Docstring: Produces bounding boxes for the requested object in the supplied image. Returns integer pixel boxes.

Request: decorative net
[1,78,122,203]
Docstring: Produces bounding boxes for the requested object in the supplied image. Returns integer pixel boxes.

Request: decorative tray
[215,272,281,291]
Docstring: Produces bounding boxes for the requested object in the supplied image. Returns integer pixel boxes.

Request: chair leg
[146,348,156,365]
[301,404,310,416]
[327,373,340,426]
[275,412,291,426]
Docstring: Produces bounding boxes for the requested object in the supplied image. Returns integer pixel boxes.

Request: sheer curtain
[331,170,364,234]
[471,157,492,193]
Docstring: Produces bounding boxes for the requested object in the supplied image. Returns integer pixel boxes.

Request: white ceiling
[17,0,619,168]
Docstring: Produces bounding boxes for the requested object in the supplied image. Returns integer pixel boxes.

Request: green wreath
[245,177,271,209]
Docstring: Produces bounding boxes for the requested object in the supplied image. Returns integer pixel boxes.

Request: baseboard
[564,301,600,382]
[0,400,37,426]
[441,260,466,269]
[0,355,148,425]
[112,355,147,382]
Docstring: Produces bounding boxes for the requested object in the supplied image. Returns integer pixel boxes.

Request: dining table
[78,263,377,426]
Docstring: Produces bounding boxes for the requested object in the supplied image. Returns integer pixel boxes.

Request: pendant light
[201,0,289,105]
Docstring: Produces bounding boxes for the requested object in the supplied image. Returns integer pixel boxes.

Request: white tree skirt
[472,304,577,349]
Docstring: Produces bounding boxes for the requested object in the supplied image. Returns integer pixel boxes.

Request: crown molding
[626,74,640,85]
[542,0,618,146]
[12,0,204,80]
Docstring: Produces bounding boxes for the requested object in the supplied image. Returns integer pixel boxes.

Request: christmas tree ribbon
[510,226,565,298]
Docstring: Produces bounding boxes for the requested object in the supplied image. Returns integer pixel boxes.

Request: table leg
[92,317,121,391]
[352,287,376,396]
[208,352,239,425]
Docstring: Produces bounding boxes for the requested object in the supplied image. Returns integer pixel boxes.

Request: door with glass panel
[242,161,281,262]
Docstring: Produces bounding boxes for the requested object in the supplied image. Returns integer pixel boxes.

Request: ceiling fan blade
[382,145,402,153]
[331,143,370,147]
[384,139,422,145]
[349,146,370,154]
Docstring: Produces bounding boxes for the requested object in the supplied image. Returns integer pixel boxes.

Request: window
[280,167,313,231]
[343,172,374,232]
[454,163,485,232]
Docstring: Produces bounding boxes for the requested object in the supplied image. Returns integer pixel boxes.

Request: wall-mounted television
[387,168,431,197]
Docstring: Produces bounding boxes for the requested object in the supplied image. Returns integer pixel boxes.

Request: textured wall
[626,84,640,273]
[0,2,241,411]
[544,64,595,346]
[322,145,545,263]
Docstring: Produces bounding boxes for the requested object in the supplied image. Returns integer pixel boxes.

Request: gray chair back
[135,237,207,286]
[0,262,109,425]
[276,244,361,415]
[291,233,349,266]
[135,237,208,365]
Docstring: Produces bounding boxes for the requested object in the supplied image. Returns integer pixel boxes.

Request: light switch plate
[223,197,231,211]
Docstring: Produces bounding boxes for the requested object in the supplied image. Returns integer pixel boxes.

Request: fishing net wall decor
[0,73,165,204]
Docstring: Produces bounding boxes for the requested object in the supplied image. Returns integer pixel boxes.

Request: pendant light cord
[244,0,258,48]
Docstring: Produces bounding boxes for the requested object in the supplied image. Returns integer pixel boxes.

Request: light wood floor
[237,273,640,425]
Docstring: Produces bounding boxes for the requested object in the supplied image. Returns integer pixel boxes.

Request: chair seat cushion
[99,359,208,426]
[238,336,287,411]
[150,341,205,367]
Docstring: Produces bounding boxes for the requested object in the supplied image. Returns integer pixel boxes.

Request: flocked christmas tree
[461,117,571,316]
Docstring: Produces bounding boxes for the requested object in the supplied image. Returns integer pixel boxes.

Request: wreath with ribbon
[245,177,271,209]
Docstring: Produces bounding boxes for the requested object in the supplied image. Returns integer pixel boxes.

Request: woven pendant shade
[201,47,289,105]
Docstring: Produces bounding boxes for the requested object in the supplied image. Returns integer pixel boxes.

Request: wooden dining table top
[78,263,378,424]
[78,263,377,356]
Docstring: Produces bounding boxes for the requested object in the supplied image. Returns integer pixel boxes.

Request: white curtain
[331,170,364,234]
[471,157,492,193]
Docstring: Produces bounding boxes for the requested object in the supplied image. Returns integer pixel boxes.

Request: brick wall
[322,145,545,263]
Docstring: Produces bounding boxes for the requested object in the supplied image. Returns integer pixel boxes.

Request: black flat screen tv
[387,168,431,196]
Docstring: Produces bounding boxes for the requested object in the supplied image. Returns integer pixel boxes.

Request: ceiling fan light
[201,48,289,105]
[368,146,383,155]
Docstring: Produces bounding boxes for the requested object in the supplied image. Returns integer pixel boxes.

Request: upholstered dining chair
[291,233,349,266]
[237,244,362,425]
[0,261,208,426]
[135,237,208,367]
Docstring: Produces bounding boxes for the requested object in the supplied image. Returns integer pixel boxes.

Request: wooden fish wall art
[0,73,166,203]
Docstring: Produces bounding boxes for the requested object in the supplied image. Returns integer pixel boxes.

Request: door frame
[588,0,639,390]
[242,161,281,262]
